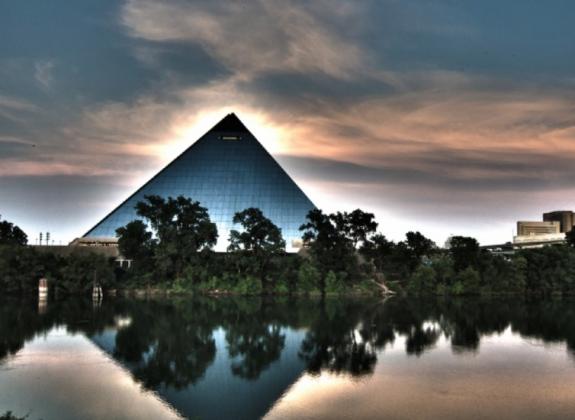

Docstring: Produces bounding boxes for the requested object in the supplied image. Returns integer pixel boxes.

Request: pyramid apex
[210,112,249,133]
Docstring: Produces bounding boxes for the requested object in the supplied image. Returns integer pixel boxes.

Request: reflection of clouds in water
[266,328,575,420]
[0,327,182,420]
[3,297,575,419]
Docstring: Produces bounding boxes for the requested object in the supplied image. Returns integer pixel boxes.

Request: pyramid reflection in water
[84,113,315,251]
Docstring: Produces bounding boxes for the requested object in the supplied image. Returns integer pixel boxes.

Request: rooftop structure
[81,113,316,252]
[543,210,575,233]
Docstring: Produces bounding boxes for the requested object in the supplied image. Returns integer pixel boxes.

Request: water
[1,296,575,419]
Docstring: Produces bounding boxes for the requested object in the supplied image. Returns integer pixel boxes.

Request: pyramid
[83,113,316,251]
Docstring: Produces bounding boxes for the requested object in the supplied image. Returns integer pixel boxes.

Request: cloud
[0,94,39,125]
[4,0,575,244]
[277,150,575,192]
[34,60,55,90]
[121,0,367,79]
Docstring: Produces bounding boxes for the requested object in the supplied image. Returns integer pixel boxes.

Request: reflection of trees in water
[5,296,575,386]
[299,300,378,376]
[113,301,217,389]
[0,298,120,363]
[219,299,287,380]
[0,299,44,361]
[226,323,285,380]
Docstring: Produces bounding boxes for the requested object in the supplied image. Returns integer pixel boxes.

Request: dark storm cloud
[277,152,575,192]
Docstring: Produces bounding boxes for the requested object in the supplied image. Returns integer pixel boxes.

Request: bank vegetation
[2,198,575,297]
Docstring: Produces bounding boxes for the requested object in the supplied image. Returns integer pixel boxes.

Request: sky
[2,0,575,246]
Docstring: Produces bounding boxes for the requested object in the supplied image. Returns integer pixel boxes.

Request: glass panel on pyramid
[83,113,316,251]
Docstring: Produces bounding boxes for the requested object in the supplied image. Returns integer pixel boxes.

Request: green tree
[360,233,395,272]
[58,252,115,294]
[361,231,435,282]
[325,270,346,294]
[116,220,153,259]
[228,208,285,291]
[407,265,437,295]
[116,220,156,274]
[405,231,436,262]
[300,209,357,293]
[448,236,481,272]
[0,246,49,294]
[135,195,218,279]
[297,261,321,293]
[0,216,27,246]
[452,267,481,295]
[331,209,378,248]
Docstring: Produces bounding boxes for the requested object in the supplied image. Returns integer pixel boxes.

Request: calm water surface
[1,296,575,419]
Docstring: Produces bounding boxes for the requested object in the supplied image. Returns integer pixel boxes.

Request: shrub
[407,265,436,295]
[452,267,481,295]
[325,270,346,294]
[274,282,289,294]
[234,275,262,295]
[297,261,321,293]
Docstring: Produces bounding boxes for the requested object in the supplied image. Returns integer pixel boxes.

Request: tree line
[3,200,575,296]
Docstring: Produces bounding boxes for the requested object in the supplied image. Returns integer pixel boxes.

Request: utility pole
[39,232,43,246]
[46,232,50,246]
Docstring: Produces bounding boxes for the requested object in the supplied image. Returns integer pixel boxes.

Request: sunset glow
[2,1,575,245]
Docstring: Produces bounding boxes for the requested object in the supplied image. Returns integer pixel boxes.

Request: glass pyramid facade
[83,113,316,252]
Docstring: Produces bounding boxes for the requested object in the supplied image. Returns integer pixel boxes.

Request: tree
[360,233,395,272]
[228,208,286,291]
[405,231,436,261]
[448,236,481,272]
[58,252,116,294]
[300,209,357,293]
[361,231,435,282]
[0,215,27,246]
[116,220,155,273]
[0,246,49,294]
[331,209,378,248]
[407,265,437,295]
[135,195,218,279]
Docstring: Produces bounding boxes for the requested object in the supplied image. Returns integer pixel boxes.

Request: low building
[514,221,564,248]
[69,237,118,248]
[517,221,560,236]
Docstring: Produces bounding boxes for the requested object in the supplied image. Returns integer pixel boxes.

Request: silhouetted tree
[300,209,357,293]
[0,215,27,246]
[135,195,218,279]
[115,220,156,277]
[331,209,378,248]
[405,231,436,262]
[448,236,481,272]
[116,220,154,261]
[228,208,285,291]
[360,233,395,272]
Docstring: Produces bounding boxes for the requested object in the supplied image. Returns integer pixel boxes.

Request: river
[1,296,574,419]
